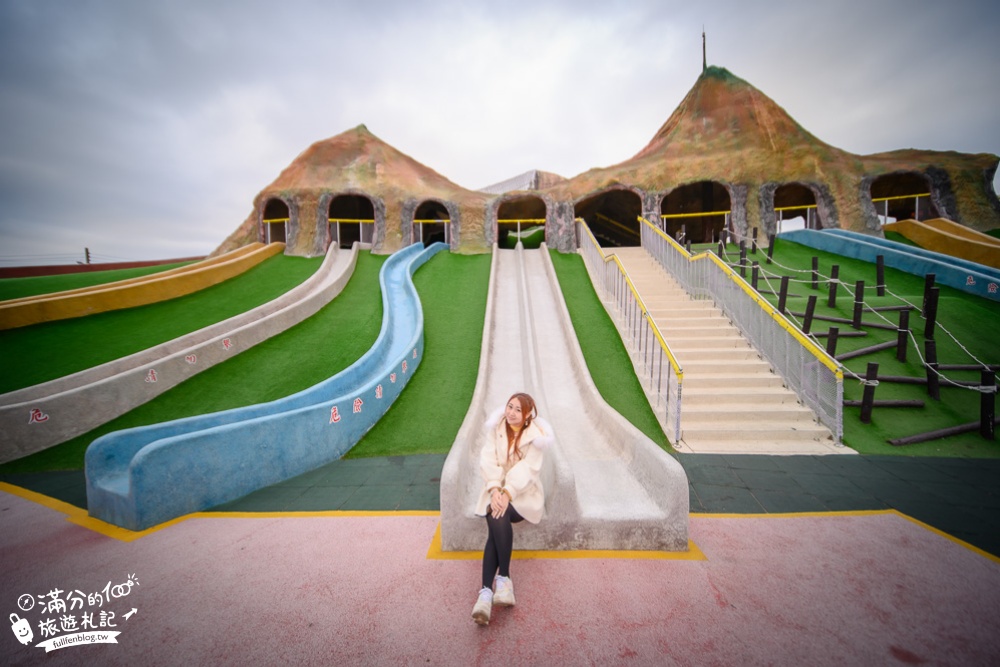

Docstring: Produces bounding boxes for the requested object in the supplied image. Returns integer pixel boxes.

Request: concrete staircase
[611,247,847,455]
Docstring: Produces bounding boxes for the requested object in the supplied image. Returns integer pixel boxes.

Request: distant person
[471,392,553,626]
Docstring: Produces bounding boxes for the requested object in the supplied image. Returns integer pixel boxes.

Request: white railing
[576,219,683,443]
[639,216,844,443]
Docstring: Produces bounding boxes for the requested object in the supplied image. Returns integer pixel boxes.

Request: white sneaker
[493,575,515,606]
[472,587,493,625]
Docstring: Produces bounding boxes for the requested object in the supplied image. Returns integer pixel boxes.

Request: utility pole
[702,28,707,73]
[85,247,91,264]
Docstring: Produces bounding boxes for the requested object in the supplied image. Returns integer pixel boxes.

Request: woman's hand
[490,489,509,518]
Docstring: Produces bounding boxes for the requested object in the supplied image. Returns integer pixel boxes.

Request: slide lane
[0,243,358,463]
[440,245,688,552]
[86,242,445,531]
[781,228,1000,302]
[884,218,1000,270]
[0,243,284,330]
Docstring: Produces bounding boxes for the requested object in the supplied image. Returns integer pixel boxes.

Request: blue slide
[779,229,1000,303]
[86,242,446,530]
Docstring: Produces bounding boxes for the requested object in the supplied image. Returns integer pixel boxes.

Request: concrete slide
[0,242,283,330]
[86,242,445,531]
[440,245,688,552]
[0,242,357,464]
[884,218,1000,270]
[781,228,1000,303]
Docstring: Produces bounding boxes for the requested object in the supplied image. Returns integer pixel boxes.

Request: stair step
[680,389,801,406]
[682,425,832,441]
[681,360,773,374]
[682,374,786,389]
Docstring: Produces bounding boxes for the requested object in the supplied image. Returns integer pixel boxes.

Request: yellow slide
[883,218,1000,270]
[0,243,285,331]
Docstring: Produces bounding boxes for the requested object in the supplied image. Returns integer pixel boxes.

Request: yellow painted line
[691,509,1000,565]
[4,484,995,564]
[425,523,706,561]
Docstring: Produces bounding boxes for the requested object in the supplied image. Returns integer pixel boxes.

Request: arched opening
[869,172,938,225]
[328,194,375,249]
[496,195,546,249]
[660,181,731,243]
[774,183,819,233]
[262,198,289,244]
[413,201,450,247]
[574,189,642,247]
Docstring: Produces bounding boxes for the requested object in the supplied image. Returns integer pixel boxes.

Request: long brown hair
[504,392,536,461]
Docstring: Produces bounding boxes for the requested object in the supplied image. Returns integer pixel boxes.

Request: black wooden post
[751,262,759,291]
[826,327,839,357]
[686,239,692,254]
[828,265,840,308]
[860,362,879,424]
[767,234,775,265]
[924,287,939,339]
[718,239,725,257]
[876,255,885,297]
[922,273,936,316]
[778,276,790,314]
[752,227,758,254]
[803,295,817,334]
[925,339,940,401]
[852,280,865,329]
[896,309,909,362]
[981,370,996,440]
[739,244,747,279]
[811,257,819,290]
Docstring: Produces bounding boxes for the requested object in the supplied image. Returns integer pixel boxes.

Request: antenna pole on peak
[702,27,706,73]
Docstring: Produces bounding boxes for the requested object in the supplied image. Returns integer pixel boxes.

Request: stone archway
[413,200,451,247]
[495,195,547,249]
[328,194,375,249]
[573,188,643,247]
[869,172,939,224]
[660,181,732,243]
[262,198,289,244]
[774,183,819,232]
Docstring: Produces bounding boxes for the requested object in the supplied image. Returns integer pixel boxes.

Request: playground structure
[214,66,999,261]
[0,61,997,538]
[0,243,358,463]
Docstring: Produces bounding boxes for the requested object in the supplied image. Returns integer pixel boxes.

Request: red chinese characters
[330,406,341,423]
[376,384,383,399]
[145,369,158,383]
[353,398,363,414]
[28,408,49,424]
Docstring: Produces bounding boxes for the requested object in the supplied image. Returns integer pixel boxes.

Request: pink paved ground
[2,490,999,666]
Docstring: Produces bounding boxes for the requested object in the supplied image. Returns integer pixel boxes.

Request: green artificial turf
[0,261,196,301]
[548,250,671,450]
[347,252,491,458]
[720,237,1000,457]
[0,253,385,473]
[0,254,322,394]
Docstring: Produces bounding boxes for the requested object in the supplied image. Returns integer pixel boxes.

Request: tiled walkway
[4,453,999,557]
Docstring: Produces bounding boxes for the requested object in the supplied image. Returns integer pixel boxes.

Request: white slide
[0,243,359,463]
[440,245,688,551]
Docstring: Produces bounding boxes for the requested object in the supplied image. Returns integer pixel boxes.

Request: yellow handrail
[328,218,375,224]
[660,210,730,220]
[639,216,842,378]
[263,218,289,224]
[774,204,817,212]
[579,220,683,379]
[412,219,451,224]
[872,193,929,203]
[497,218,545,224]
[594,212,640,238]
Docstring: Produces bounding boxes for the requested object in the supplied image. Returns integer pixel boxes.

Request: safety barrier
[640,217,844,443]
[576,220,683,443]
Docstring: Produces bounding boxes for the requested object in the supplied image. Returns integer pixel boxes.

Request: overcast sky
[1,0,997,266]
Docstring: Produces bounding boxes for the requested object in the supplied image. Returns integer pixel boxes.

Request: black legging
[481,505,524,589]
